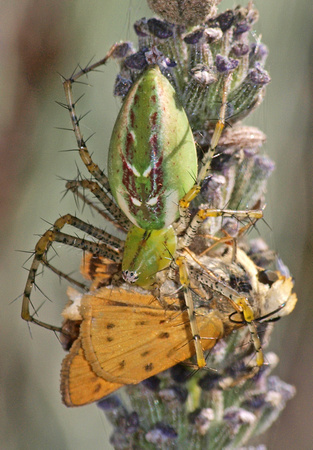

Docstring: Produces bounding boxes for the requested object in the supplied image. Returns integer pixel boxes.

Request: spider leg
[176,256,206,368]
[41,255,88,292]
[66,179,129,232]
[175,73,233,234]
[22,213,123,331]
[198,219,258,259]
[235,298,264,366]
[185,248,265,366]
[178,209,262,249]
[62,43,132,213]
[171,73,264,367]
[176,71,263,245]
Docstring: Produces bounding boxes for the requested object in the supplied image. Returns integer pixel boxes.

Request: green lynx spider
[21,43,263,368]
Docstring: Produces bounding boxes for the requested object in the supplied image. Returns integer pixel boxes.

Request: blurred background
[0,0,312,448]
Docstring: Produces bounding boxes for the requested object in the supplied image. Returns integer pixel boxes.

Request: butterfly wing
[61,338,123,407]
[80,287,224,384]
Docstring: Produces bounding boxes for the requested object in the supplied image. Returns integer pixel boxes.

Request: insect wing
[80,287,224,384]
[61,338,123,407]
[80,253,119,290]
[262,275,297,320]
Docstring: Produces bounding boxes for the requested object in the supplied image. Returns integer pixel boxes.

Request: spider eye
[122,270,140,283]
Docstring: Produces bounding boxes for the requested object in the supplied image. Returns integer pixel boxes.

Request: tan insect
[60,248,297,407]
[61,285,224,406]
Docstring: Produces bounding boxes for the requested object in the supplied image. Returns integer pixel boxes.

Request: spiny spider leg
[197,73,233,184]
[66,179,129,232]
[22,213,123,330]
[62,44,124,192]
[198,219,258,258]
[175,73,232,234]
[178,209,263,249]
[50,214,124,255]
[66,180,124,231]
[176,256,206,368]
[169,74,262,367]
[41,255,88,292]
[184,247,265,366]
[176,73,263,245]
[235,298,263,366]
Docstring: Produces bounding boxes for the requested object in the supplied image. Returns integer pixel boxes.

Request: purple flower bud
[225,360,250,379]
[201,173,226,207]
[231,43,250,57]
[223,407,256,434]
[146,423,177,444]
[254,155,275,176]
[268,376,297,402]
[97,395,121,411]
[142,375,161,392]
[248,65,271,85]
[216,10,235,31]
[110,432,129,449]
[170,364,191,383]
[189,408,214,435]
[134,18,149,37]
[198,372,222,391]
[124,50,148,70]
[114,75,133,97]
[159,385,188,404]
[124,412,140,434]
[250,43,269,64]
[112,42,134,59]
[184,28,204,44]
[234,21,251,36]
[216,54,239,73]
[243,394,267,411]
[147,18,173,39]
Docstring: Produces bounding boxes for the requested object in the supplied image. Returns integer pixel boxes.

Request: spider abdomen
[108,65,197,230]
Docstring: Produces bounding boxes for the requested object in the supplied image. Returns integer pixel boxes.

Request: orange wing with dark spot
[61,286,224,406]
[61,338,123,407]
[80,287,224,384]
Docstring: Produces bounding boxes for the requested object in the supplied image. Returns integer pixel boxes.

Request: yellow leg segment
[176,256,206,368]
[236,298,264,367]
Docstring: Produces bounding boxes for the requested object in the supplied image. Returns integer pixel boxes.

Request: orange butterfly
[60,249,297,407]
[61,286,224,406]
